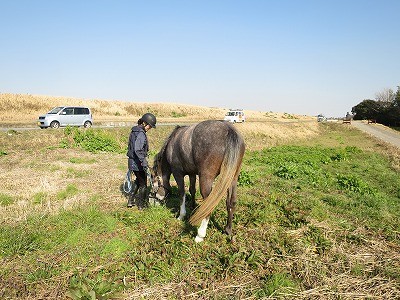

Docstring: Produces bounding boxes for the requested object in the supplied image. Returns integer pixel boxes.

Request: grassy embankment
[0,94,399,299]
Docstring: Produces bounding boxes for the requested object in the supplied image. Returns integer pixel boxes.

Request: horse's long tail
[189,126,245,226]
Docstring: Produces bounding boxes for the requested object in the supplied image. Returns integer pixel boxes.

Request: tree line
[352,86,400,126]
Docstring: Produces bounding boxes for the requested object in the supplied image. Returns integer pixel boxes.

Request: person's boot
[127,184,138,208]
[136,186,148,210]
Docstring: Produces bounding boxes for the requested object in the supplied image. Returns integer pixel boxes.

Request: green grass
[65,167,90,178]
[32,192,47,205]
[0,193,14,206]
[0,123,399,299]
[56,184,79,200]
[69,157,97,164]
[243,144,399,239]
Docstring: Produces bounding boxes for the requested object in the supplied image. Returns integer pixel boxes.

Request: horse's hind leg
[189,175,196,209]
[194,176,214,242]
[194,217,210,243]
[225,182,237,236]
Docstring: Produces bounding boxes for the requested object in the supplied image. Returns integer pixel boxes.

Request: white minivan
[224,109,245,123]
[38,106,93,129]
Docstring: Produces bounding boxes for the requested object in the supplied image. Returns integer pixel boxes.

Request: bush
[62,127,122,153]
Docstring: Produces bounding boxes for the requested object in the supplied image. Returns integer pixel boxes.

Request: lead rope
[123,170,132,193]
[146,168,154,190]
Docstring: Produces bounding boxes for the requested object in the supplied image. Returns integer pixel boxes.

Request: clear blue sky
[1,0,399,117]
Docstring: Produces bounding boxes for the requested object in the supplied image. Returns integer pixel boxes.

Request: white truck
[224,109,245,123]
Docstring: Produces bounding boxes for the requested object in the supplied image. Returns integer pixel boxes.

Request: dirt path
[352,121,400,148]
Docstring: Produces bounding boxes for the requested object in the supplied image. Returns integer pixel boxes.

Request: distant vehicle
[317,114,327,122]
[342,112,354,124]
[37,106,93,129]
[224,109,245,123]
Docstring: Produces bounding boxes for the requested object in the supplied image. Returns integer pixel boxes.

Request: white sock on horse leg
[195,218,209,243]
[178,194,186,220]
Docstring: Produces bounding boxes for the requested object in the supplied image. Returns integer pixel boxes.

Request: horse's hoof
[224,228,232,236]
[195,236,204,243]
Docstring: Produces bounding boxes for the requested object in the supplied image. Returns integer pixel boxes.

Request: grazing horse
[152,120,245,242]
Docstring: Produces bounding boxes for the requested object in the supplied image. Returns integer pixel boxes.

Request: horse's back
[164,120,244,176]
[192,120,244,149]
[191,120,245,171]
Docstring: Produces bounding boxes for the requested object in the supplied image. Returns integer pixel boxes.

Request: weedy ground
[0,122,399,299]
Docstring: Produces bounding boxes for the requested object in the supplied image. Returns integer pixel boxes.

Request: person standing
[126,113,157,209]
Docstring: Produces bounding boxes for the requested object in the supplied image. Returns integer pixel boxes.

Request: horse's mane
[156,125,187,160]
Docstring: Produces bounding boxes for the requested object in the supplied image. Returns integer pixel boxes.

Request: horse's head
[152,152,169,201]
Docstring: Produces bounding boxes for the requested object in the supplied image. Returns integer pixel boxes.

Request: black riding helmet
[141,113,157,128]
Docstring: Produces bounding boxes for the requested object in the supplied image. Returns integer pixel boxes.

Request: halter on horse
[152,120,245,242]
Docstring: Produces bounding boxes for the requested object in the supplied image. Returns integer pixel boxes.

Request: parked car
[317,114,327,122]
[37,106,93,129]
[224,109,245,123]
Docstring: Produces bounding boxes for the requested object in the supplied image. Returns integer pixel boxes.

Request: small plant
[69,157,96,164]
[0,226,41,256]
[57,184,79,200]
[257,273,298,297]
[274,163,299,179]
[336,174,375,195]
[32,192,47,205]
[305,225,332,254]
[0,193,13,206]
[283,113,298,119]
[101,237,129,259]
[6,129,20,135]
[0,150,7,156]
[171,111,187,118]
[65,167,89,178]
[330,152,347,162]
[238,170,255,186]
[280,202,309,228]
[67,272,121,300]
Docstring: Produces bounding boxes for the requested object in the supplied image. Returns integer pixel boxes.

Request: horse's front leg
[162,173,172,193]
[174,174,186,221]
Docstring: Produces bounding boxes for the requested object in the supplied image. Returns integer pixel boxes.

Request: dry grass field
[0,93,313,126]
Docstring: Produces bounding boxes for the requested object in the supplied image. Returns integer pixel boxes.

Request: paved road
[352,121,400,148]
[0,119,314,132]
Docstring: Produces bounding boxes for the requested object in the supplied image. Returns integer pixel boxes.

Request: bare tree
[375,88,395,107]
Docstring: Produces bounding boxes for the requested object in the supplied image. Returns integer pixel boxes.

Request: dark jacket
[127,125,149,171]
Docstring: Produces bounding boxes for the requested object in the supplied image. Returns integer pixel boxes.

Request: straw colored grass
[0,93,313,125]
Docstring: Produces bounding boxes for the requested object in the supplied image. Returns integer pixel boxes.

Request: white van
[38,106,93,129]
[224,109,245,123]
